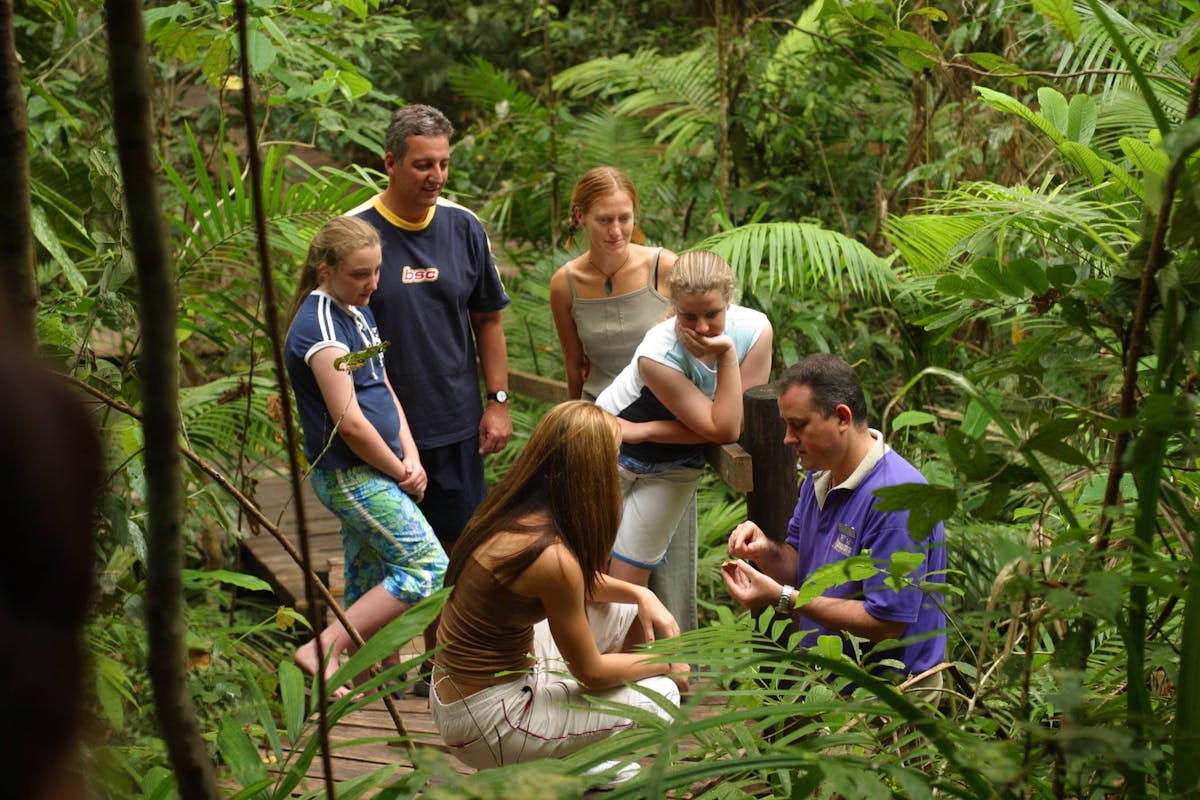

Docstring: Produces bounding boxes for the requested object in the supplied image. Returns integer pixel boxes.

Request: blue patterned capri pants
[310,465,448,606]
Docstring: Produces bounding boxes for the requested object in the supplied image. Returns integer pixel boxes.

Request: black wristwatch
[486,389,509,404]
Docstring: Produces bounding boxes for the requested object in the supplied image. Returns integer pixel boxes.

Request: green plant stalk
[1124,429,1166,800]
[1175,548,1200,794]
[105,0,220,796]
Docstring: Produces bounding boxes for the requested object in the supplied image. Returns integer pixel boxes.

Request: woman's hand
[668,661,691,695]
[634,586,680,641]
[677,325,735,360]
[397,457,426,503]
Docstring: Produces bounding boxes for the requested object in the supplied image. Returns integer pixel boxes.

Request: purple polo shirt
[785,435,946,678]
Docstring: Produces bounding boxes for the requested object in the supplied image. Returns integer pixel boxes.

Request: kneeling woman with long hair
[431,401,689,769]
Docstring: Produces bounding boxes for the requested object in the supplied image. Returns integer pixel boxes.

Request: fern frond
[692,221,895,297]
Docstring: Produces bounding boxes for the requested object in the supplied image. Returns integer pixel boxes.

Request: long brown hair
[286,216,381,324]
[446,401,622,595]
[566,165,646,248]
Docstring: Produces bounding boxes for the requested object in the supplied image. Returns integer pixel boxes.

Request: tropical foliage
[8,0,1200,797]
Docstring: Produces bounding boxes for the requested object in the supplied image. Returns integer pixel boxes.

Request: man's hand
[727,521,776,562]
[478,402,512,455]
[397,457,427,503]
[721,558,782,610]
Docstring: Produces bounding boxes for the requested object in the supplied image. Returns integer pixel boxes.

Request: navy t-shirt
[284,291,402,469]
[354,196,510,448]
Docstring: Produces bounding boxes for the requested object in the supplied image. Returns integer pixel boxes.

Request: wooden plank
[706,442,753,494]
[508,367,571,404]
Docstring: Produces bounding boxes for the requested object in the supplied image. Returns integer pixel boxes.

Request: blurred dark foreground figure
[0,347,102,800]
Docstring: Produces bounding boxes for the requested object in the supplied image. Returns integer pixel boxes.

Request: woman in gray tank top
[550,167,700,634]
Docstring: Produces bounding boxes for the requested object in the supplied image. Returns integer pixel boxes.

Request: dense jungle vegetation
[7,0,1200,797]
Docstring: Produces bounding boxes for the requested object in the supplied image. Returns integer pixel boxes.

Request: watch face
[492,390,509,403]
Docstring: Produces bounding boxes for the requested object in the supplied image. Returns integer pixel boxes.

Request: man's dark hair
[384,104,454,162]
[776,353,869,427]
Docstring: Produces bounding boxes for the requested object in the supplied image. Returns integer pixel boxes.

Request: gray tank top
[567,248,670,400]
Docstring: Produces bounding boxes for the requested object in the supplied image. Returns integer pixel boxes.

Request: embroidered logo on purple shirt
[834,523,856,556]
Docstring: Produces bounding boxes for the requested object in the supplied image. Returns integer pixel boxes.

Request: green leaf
[945,427,997,481]
[1058,141,1107,185]
[872,483,957,540]
[975,86,1063,144]
[1163,116,1200,177]
[246,27,276,74]
[813,634,847,660]
[1022,435,1092,467]
[1037,87,1070,136]
[1033,0,1081,41]
[1007,257,1050,295]
[971,257,1025,297]
[891,410,937,430]
[216,718,270,795]
[279,660,307,744]
[241,666,282,767]
[1066,93,1096,145]
[180,568,271,592]
[31,205,86,294]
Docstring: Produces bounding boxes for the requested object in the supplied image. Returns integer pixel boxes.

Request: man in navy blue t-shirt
[350,104,512,549]
[722,354,946,685]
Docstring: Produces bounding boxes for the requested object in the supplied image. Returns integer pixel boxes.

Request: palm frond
[886,181,1140,275]
[555,47,718,160]
[691,221,896,298]
[1058,1,1192,111]
[446,56,546,122]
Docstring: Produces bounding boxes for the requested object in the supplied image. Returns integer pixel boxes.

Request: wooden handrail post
[740,384,798,542]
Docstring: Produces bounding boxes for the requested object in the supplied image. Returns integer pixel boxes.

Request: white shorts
[610,465,703,570]
[430,602,679,769]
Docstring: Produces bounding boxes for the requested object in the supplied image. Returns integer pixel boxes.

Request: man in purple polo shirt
[721,353,946,686]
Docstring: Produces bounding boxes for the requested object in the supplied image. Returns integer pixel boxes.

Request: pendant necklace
[589,250,631,295]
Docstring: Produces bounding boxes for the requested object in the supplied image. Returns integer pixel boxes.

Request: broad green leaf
[216,718,270,796]
[945,427,997,481]
[278,660,307,747]
[1022,435,1092,467]
[31,206,86,294]
[1037,87,1070,136]
[971,257,1025,297]
[246,28,276,74]
[872,483,957,540]
[180,568,271,592]
[1033,0,1081,41]
[1059,141,1107,185]
[976,87,1063,144]
[885,551,926,592]
[1121,137,1168,180]
[1007,257,1050,295]
[1066,93,1096,145]
[891,410,937,430]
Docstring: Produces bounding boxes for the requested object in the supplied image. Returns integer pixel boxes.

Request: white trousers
[430,603,679,769]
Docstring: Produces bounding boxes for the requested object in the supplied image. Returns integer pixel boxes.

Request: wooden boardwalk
[240,470,476,788]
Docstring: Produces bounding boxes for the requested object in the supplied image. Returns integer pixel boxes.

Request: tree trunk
[0,0,36,348]
[104,2,220,797]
